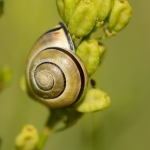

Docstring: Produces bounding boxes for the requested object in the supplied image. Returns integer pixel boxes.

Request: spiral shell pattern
[26,23,88,108]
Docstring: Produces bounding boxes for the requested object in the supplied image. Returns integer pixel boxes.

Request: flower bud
[107,0,132,32]
[93,0,114,22]
[64,0,76,25]
[77,39,100,76]
[74,88,111,113]
[56,0,65,21]
[56,0,81,25]
[15,125,39,150]
[68,0,97,38]
[64,0,80,25]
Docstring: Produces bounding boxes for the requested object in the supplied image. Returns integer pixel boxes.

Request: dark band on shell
[43,22,74,51]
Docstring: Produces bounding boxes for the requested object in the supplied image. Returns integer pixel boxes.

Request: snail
[26,22,88,108]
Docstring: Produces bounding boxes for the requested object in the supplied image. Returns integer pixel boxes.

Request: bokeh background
[0,0,149,150]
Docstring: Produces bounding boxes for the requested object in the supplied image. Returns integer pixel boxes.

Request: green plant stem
[35,108,83,150]
[35,110,54,150]
[35,109,64,150]
[35,126,53,150]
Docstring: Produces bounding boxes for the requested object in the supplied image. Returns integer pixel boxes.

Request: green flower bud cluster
[14,1,133,148]
[56,0,132,38]
[55,0,132,113]
[56,0,97,38]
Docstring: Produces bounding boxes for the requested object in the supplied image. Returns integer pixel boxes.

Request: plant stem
[35,110,54,150]
[35,126,53,150]
[35,108,83,150]
[35,109,64,150]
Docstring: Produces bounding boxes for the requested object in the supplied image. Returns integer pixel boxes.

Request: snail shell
[26,22,88,108]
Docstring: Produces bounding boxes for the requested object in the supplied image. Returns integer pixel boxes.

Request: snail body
[26,22,88,108]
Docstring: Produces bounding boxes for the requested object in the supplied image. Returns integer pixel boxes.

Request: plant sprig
[15,0,132,149]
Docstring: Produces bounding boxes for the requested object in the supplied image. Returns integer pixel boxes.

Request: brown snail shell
[26,22,88,108]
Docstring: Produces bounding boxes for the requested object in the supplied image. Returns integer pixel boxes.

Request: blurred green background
[0,0,150,150]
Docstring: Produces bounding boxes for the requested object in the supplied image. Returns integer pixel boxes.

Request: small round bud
[108,0,132,32]
[93,0,114,22]
[74,88,111,113]
[77,39,100,76]
[56,0,81,25]
[15,125,39,150]
[56,0,65,21]
[68,0,97,38]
